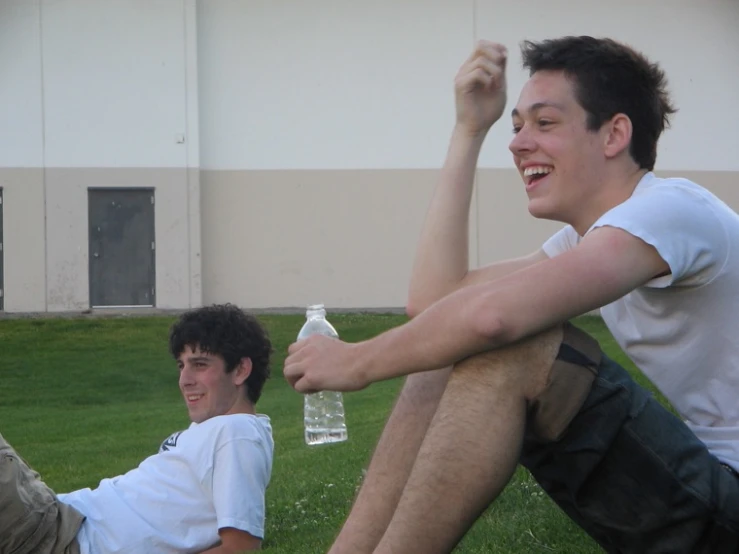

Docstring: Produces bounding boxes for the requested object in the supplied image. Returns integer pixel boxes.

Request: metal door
[88,188,155,308]
[0,189,3,311]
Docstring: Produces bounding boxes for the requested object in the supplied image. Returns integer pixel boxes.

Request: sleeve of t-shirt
[209,434,272,539]
[588,184,728,288]
[541,225,581,258]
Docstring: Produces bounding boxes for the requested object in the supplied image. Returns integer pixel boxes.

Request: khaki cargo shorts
[0,433,84,554]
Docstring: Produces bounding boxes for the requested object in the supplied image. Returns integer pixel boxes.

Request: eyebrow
[179,356,212,364]
[511,102,566,118]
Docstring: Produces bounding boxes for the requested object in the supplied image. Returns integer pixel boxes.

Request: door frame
[0,188,3,311]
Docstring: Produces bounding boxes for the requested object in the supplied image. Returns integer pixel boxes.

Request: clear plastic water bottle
[298,304,348,446]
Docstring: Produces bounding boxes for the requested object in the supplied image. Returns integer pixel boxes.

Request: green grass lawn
[0,313,668,553]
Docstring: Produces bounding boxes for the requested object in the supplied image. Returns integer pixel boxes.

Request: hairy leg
[374,326,563,554]
[329,367,452,554]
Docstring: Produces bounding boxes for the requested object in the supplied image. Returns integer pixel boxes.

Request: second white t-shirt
[58,413,274,554]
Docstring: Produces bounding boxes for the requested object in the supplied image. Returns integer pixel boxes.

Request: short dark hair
[169,303,272,404]
[520,36,677,170]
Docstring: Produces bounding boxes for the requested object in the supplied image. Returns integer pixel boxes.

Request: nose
[508,124,536,157]
[179,365,194,388]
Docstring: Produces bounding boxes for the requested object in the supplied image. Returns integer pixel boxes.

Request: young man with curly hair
[285,36,739,553]
[1,303,274,554]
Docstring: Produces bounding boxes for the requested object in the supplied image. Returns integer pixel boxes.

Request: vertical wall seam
[472,0,481,270]
[184,0,191,307]
[39,0,49,311]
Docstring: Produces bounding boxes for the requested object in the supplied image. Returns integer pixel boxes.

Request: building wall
[197,0,739,309]
[1,1,46,311]
[196,0,479,309]
[1,0,737,312]
[0,0,202,312]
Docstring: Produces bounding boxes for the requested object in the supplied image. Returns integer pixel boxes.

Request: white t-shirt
[542,172,739,470]
[58,413,274,554]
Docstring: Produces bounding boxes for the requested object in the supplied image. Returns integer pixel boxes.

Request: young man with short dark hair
[285,36,739,553]
[1,303,274,554]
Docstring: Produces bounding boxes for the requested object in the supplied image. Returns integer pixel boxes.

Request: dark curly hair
[521,36,677,171]
[169,304,272,404]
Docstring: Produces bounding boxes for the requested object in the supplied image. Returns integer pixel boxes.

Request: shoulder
[592,172,732,237]
[615,173,726,216]
[187,414,273,446]
[589,173,734,286]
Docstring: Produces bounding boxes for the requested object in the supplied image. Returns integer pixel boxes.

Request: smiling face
[509,70,613,229]
[177,345,254,423]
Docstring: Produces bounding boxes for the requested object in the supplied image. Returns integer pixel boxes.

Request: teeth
[187,395,203,401]
[523,166,553,177]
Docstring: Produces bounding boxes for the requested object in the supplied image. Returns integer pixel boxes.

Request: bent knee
[527,323,602,441]
[450,325,564,394]
[398,366,454,408]
[451,323,603,441]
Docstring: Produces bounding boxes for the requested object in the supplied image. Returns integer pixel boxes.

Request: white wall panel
[476,0,739,171]
[41,0,189,168]
[0,0,44,167]
[198,0,474,170]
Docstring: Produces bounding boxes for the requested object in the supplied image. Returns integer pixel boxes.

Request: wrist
[350,340,377,388]
[351,325,412,386]
[446,125,486,170]
[452,122,490,145]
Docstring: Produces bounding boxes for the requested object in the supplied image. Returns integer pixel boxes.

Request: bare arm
[362,227,669,382]
[284,226,670,393]
[406,123,548,315]
[327,41,524,554]
[451,249,548,292]
[199,528,261,553]
[407,42,538,317]
[405,127,482,316]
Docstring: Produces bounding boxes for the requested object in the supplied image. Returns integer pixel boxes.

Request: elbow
[470,302,515,348]
[406,296,438,319]
[406,286,457,320]
[406,290,433,319]
[405,300,421,319]
[406,286,430,319]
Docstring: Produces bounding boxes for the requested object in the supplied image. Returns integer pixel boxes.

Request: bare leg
[328,367,452,554]
[374,326,562,554]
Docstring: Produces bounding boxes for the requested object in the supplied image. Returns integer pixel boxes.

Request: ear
[603,113,632,159]
[232,358,253,387]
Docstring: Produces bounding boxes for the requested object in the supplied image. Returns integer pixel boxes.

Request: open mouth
[523,166,553,187]
[185,393,204,405]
